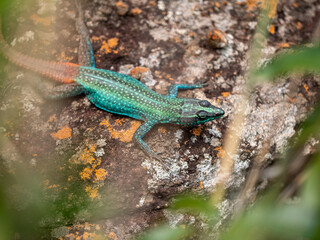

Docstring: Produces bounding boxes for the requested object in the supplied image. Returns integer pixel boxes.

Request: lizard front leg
[133,120,161,160]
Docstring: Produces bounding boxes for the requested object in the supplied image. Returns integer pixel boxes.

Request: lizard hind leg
[75,0,96,67]
[46,82,84,99]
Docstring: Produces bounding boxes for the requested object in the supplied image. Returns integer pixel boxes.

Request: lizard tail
[0,17,80,83]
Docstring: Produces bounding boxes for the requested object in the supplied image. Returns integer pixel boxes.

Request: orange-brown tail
[0,18,79,83]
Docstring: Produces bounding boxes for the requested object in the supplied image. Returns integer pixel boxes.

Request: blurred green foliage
[0,156,108,239]
[256,45,320,81]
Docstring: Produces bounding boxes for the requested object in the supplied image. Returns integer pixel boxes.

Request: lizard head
[180,99,224,126]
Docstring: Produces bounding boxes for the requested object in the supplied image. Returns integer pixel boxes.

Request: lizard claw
[197,81,209,87]
[149,151,163,161]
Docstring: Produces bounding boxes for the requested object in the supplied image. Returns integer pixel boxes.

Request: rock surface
[0,0,320,239]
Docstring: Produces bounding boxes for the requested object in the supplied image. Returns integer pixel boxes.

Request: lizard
[0,4,224,160]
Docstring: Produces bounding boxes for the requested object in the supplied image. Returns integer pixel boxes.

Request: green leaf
[255,45,320,81]
[139,225,192,240]
[170,194,217,219]
[297,102,320,145]
[302,151,320,240]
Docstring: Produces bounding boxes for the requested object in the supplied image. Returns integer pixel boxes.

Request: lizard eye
[199,100,211,107]
[197,110,207,119]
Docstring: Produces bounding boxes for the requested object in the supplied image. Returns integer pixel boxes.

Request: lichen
[51,126,72,140]
[100,118,141,143]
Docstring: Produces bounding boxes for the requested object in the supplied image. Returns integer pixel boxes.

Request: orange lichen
[108,38,119,48]
[173,36,181,43]
[95,168,107,181]
[288,98,295,103]
[101,38,119,54]
[101,41,111,53]
[245,0,260,11]
[64,224,98,239]
[85,185,99,200]
[48,184,58,189]
[116,1,127,7]
[57,51,74,62]
[158,127,167,134]
[149,1,156,6]
[268,24,275,34]
[76,144,96,165]
[71,143,108,200]
[278,42,291,48]
[130,66,148,79]
[190,126,202,136]
[215,146,226,158]
[47,114,57,123]
[84,222,93,230]
[208,30,227,43]
[221,92,230,98]
[100,119,141,142]
[115,118,125,126]
[243,0,278,18]
[82,232,91,240]
[43,179,59,189]
[303,84,309,92]
[80,167,94,180]
[131,7,142,15]
[199,181,204,189]
[108,232,118,240]
[116,0,129,15]
[296,21,303,30]
[30,14,53,26]
[51,126,72,140]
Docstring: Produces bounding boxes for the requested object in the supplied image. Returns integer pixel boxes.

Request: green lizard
[0,5,224,159]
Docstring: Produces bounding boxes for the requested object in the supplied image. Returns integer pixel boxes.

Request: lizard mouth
[212,107,224,118]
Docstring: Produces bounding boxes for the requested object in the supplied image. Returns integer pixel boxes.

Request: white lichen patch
[174,129,184,142]
[243,101,297,151]
[208,124,222,138]
[210,6,237,32]
[137,196,145,208]
[150,27,172,42]
[11,31,35,46]
[21,88,40,115]
[142,157,188,190]
[139,50,161,69]
[196,154,220,190]
[95,148,105,157]
[226,155,250,189]
[163,209,185,228]
[140,69,157,87]
[96,139,107,147]
[177,50,214,84]
[118,64,134,75]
